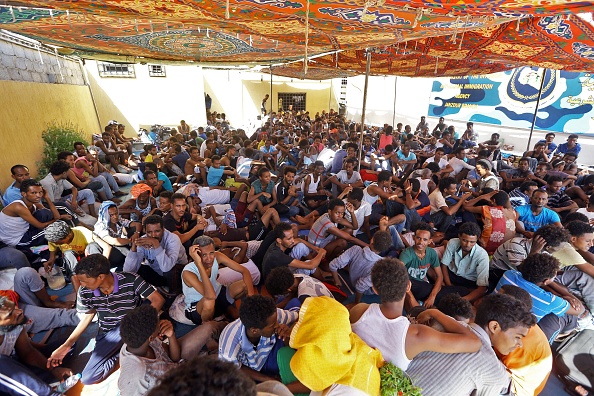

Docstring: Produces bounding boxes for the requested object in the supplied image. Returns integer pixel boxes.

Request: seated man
[218,295,299,386]
[93,201,141,268]
[496,254,586,343]
[350,258,481,371]
[163,193,208,251]
[490,224,569,288]
[307,198,367,260]
[95,131,128,173]
[554,220,594,312]
[0,179,66,254]
[515,189,562,239]
[40,160,97,218]
[44,220,103,292]
[406,293,535,396]
[0,296,78,396]
[124,215,188,294]
[118,304,224,396]
[500,157,533,191]
[441,222,489,302]
[428,177,472,233]
[2,164,30,206]
[462,190,516,255]
[508,181,538,208]
[57,151,110,204]
[73,143,128,197]
[118,304,181,396]
[274,166,301,218]
[399,222,443,307]
[262,223,326,281]
[48,254,165,385]
[10,267,79,332]
[207,155,237,187]
[182,236,255,325]
[302,161,332,210]
[448,147,475,182]
[329,230,392,303]
[327,157,364,194]
[497,285,553,396]
[545,175,578,219]
[422,147,453,177]
[118,183,157,223]
[248,167,278,216]
[265,266,334,310]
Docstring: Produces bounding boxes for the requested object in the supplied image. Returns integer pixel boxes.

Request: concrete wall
[0,34,85,85]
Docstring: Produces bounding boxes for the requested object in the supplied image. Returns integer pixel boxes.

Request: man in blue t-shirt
[207,155,236,187]
[496,253,587,343]
[554,134,581,158]
[537,132,557,159]
[396,143,417,173]
[515,189,561,238]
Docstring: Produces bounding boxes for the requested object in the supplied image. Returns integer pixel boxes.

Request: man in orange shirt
[497,285,552,396]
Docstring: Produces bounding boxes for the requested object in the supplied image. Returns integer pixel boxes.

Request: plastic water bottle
[223,208,237,228]
[55,373,81,393]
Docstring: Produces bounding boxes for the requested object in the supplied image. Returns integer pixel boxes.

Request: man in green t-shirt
[398,222,443,308]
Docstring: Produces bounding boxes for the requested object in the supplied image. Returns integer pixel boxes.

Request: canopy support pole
[527,68,547,151]
[270,64,273,115]
[358,50,371,171]
[392,76,398,127]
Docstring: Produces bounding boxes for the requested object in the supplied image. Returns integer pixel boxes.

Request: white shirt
[576,208,594,221]
[344,200,372,235]
[448,157,475,176]
[425,156,449,169]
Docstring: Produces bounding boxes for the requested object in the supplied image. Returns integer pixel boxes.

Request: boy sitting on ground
[119,304,180,396]
[218,295,302,392]
[350,257,481,371]
[329,230,392,303]
[265,266,334,310]
[182,236,254,325]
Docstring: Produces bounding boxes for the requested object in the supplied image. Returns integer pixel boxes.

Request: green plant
[38,121,88,177]
[380,362,422,396]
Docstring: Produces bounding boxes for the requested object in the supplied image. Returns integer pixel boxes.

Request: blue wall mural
[428,67,594,135]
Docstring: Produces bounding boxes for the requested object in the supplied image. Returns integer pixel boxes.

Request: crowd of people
[0,109,593,396]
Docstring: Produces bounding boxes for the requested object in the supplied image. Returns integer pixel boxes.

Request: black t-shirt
[262,243,294,280]
[252,231,277,272]
[276,180,291,203]
[163,212,193,234]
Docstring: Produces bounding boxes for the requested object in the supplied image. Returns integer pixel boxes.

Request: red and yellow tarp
[1,1,594,78]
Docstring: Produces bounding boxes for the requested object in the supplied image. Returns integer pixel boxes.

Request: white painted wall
[85,60,207,131]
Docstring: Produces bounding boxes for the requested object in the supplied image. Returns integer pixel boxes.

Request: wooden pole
[527,68,547,151]
[358,50,371,171]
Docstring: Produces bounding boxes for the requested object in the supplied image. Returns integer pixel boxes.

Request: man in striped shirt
[496,254,585,343]
[47,254,165,385]
[219,295,303,391]
[406,293,535,396]
[508,181,538,208]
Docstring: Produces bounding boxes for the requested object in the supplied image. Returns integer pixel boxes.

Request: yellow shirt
[145,153,154,163]
[552,242,587,268]
[48,227,93,255]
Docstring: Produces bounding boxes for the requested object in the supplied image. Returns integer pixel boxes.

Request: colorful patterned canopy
[1,1,594,78]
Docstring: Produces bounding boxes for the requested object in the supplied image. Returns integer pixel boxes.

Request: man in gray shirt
[406,293,536,396]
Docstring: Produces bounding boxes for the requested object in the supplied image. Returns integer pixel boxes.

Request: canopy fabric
[1,1,594,77]
[263,15,594,78]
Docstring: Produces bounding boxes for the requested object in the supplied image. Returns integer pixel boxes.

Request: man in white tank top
[350,257,482,371]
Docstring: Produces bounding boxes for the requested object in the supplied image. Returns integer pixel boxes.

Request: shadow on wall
[86,72,135,137]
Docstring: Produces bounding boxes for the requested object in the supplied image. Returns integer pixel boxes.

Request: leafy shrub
[380,362,422,396]
[38,121,88,177]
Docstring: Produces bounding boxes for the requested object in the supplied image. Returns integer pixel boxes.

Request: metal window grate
[148,64,166,77]
[278,92,306,112]
[97,61,135,78]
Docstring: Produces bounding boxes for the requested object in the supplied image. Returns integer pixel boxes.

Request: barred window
[97,62,135,78]
[148,64,166,77]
